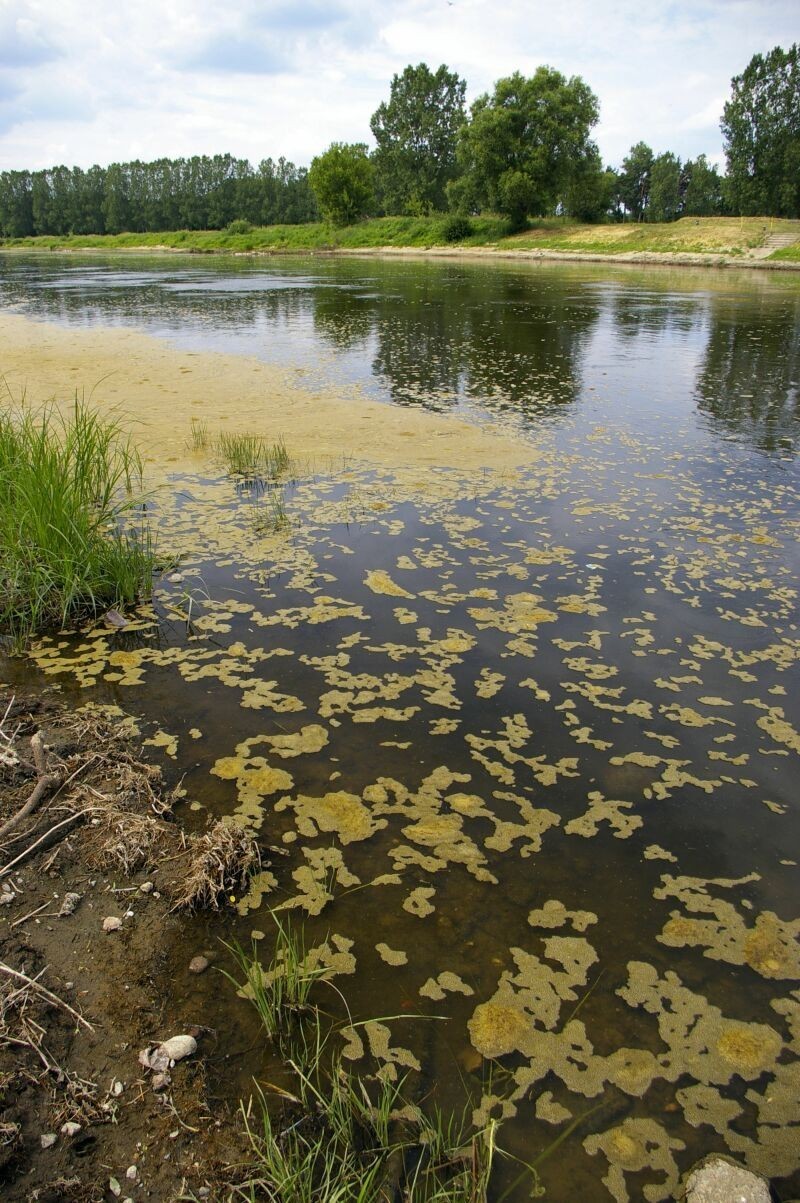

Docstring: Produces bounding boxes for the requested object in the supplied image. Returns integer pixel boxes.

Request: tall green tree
[454,68,600,228]
[721,43,800,217]
[618,142,654,221]
[308,143,375,227]
[682,154,725,216]
[370,62,466,215]
[648,152,682,222]
[563,145,615,222]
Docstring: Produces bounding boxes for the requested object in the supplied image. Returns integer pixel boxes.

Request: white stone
[684,1157,771,1203]
[159,1034,197,1062]
[40,1133,57,1149]
[102,916,123,932]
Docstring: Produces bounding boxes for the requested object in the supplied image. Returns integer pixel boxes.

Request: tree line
[0,43,797,238]
[0,154,316,238]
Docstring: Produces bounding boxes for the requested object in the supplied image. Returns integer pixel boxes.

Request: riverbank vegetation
[1,44,797,242]
[0,402,157,647]
[2,215,797,261]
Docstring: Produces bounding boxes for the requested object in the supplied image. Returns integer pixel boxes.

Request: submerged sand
[0,312,535,478]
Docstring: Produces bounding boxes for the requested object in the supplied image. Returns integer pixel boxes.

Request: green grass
[3,215,799,259]
[216,432,292,479]
[0,399,157,647]
[225,931,533,1203]
[770,243,800,262]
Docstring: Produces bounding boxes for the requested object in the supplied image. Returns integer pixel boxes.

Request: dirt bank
[0,692,257,1202]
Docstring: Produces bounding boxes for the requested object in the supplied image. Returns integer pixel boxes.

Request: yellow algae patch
[654,873,800,979]
[584,1119,684,1203]
[468,1003,531,1058]
[535,1092,572,1124]
[277,791,384,845]
[565,791,643,840]
[402,886,436,918]
[528,899,598,932]
[376,943,408,967]
[468,592,557,633]
[476,668,505,698]
[211,752,294,822]
[235,870,279,914]
[0,311,537,476]
[364,570,415,599]
[715,1023,783,1074]
[756,709,800,753]
[243,724,329,759]
[420,971,474,1000]
[143,729,178,758]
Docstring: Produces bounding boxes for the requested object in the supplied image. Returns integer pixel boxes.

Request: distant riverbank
[3,214,800,271]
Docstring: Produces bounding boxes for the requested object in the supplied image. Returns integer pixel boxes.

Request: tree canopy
[453,68,600,228]
[308,143,375,227]
[722,43,800,218]
[370,63,466,215]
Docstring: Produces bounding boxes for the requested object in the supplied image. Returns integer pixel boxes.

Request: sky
[0,0,797,174]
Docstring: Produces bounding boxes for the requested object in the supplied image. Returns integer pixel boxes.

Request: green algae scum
[1,253,799,1201]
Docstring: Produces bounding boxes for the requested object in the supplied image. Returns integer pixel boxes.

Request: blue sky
[0,0,796,173]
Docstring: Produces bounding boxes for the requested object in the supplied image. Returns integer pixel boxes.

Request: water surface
[1,252,798,1201]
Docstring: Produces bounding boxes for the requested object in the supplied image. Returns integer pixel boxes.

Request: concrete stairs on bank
[747,231,800,259]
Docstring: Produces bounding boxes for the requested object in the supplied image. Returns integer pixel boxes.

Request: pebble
[160,1034,197,1062]
[198,1189,210,1199]
[112,1079,124,1096]
[189,955,210,974]
[684,1157,771,1203]
[0,889,15,907]
[109,1178,122,1198]
[58,892,81,917]
[102,916,123,933]
[40,1133,57,1149]
[151,1072,170,1091]
[126,1165,137,1180]
[139,881,154,894]
[61,1122,81,1137]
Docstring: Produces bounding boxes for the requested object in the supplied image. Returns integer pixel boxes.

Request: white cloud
[0,0,796,171]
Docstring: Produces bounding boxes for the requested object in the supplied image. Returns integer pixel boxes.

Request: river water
[1,253,799,1201]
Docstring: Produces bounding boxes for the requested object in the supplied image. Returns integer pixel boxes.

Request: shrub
[441,214,473,242]
[226,218,253,234]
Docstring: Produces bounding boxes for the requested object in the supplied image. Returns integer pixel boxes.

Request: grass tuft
[216,432,291,480]
[227,936,516,1203]
[0,399,158,648]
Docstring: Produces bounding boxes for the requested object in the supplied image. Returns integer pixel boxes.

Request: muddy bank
[0,692,259,1202]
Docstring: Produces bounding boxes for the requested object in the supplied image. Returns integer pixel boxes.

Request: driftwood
[0,731,63,841]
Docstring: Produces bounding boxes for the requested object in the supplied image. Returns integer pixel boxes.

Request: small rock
[198,1190,210,1199]
[126,1165,137,1180]
[59,891,81,916]
[683,1156,771,1203]
[61,1121,82,1137]
[40,1133,57,1149]
[102,916,123,933]
[188,955,210,975]
[112,1079,124,1096]
[109,1177,122,1198]
[139,881,154,894]
[151,1072,170,1091]
[160,1034,197,1062]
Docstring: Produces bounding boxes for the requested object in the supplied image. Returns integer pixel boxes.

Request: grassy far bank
[2,214,798,260]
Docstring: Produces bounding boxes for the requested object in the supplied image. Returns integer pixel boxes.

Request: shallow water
[1,252,799,1201]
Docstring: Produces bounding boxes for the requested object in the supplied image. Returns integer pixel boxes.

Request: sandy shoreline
[3,242,800,272]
